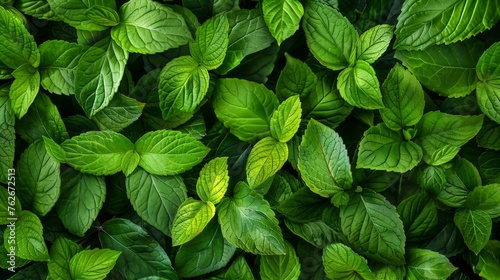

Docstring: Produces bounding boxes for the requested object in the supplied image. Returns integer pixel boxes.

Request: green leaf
[92,93,145,132]
[17,139,60,217]
[284,220,337,248]
[0,6,40,69]
[262,0,304,45]
[298,119,352,197]
[356,24,394,64]
[16,0,58,20]
[424,221,465,258]
[99,218,178,279]
[357,123,422,173]
[126,167,187,236]
[226,255,255,280]
[246,137,288,189]
[47,237,83,279]
[302,2,358,70]
[111,0,192,54]
[270,96,302,142]
[190,13,229,69]
[84,5,120,27]
[175,219,235,278]
[469,240,500,279]
[395,40,483,97]
[323,243,376,280]
[0,87,15,184]
[395,0,500,50]
[0,187,21,225]
[466,184,500,218]
[380,63,425,130]
[196,157,229,204]
[9,263,48,279]
[276,187,330,223]
[476,42,500,124]
[417,165,446,194]
[414,111,484,165]
[3,211,49,261]
[75,37,128,117]
[478,150,500,184]
[213,78,279,141]
[437,158,481,208]
[171,198,216,246]
[276,53,317,100]
[9,63,40,118]
[338,60,384,110]
[260,240,300,280]
[47,0,116,31]
[134,130,209,176]
[397,193,439,243]
[61,130,135,175]
[218,182,285,255]
[69,248,121,280]
[477,119,500,150]
[340,192,406,265]
[454,209,491,254]
[158,56,210,120]
[16,92,69,144]
[406,248,456,279]
[56,168,105,237]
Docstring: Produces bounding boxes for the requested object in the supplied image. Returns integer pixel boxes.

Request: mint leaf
[61,130,135,176]
[246,137,288,189]
[357,123,422,173]
[189,13,229,69]
[397,193,439,243]
[406,248,456,279]
[275,53,317,100]
[469,240,500,279]
[260,240,300,280]
[171,198,216,246]
[303,2,357,70]
[226,255,255,280]
[9,63,40,118]
[284,220,337,248]
[437,158,481,208]
[477,119,500,150]
[454,209,492,254]
[47,0,116,31]
[84,5,119,27]
[196,157,229,205]
[0,86,15,184]
[466,184,500,218]
[356,24,394,64]
[270,96,301,142]
[323,243,376,280]
[275,187,330,223]
[69,248,121,280]
[337,60,384,109]
[47,237,83,280]
[262,0,304,45]
[134,130,209,176]
[476,42,500,123]
[92,93,145,132]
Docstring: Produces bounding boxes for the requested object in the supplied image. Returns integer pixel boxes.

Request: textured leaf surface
[69,248,121,280]
[454,209,492,254]
[356,24,394,64]
[323,243,376,280]
[246,137,288,188]
[3,211,49,261]
[476,42,500,123]
[9,63,40,118]
[270,96,302,142]
[397,193,438,242]
[92,94,144,132]
[337,60,384,109]
[189,13,229,69]
[196,157,229,204]
[406,248,456,279]
[47,237,83,280]
[0,87,15,184]
[171,198,215,246]
[47,0,116,31]
[260,240,300,280]
[466,184,500,218]
[262,0,304,45]
[276,53,317,100]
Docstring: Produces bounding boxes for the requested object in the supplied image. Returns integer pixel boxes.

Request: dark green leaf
[466,184,500,218]
[476,42,500,124]
[437,158,481,207]
[276,54,317,100]
[0,86,15,184]
[47,237,83,279]
[397,193,438,243]
[3,211,49,261]
[260,240,300,280]
[276,187,330,223]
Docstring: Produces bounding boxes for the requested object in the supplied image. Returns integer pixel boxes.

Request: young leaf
[395,40,483,97]
[61,130,135,175]
[47,237,83,280]
[189,13,229,69]
[158,56,210,120]
[84,5,120,27]
[454,209,492,255]
[213,78,279,141]
[171,198,216,246]
[56,168,105,237]
[395,0,499,50]
[0,86,15,184]
[270,96,302,142]
[9,63,40,118]
[357,123,422,173]
[69,248,121,280]
[196,157,229,204]
[323,243,376,280]
[262,0,304,45]
[92,93,145,132]
[218,182,285,255]
[298,119,352,197]
[437,158,481,208]
[356,24,394,64]
[406,248,457,279]
[337,60,384,109]
[397,193,439,243]
[246,137,288,188]
[276,53,317,100]
[226,255,255,280]
[340,192,406,265]
[380,63,425,130]
[46,0,116,31]
[466,184,500,218]
[275,187,330,223]
[42,136,67,163]
[134,130,209,176]
[74,37,128,117]
[302,2,358,70]
[476,42,500,123]
[260,240,300,280]
[99,218,178,279]
[3,211,49,261]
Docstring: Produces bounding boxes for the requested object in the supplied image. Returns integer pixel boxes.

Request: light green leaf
[395,0,499,50]
[75,37,128,117]
[0,86,15,184]
[276,187,330,223]
[3,211,49,261]
[9,63,40,118]
[92,93,145,132]
[476,42,500,124]
[454,209,491,254]
[414,111,484,165]
[134,130,209,176]
[171,198,216,246]
[0,6,40,69]
[47,0,116,31]
[260,240,300,280]
[380,63,425,130]
[158,56,210,120]
[340,192,406,265]
[196,157,229,205]
[469,240,500,279]
[338,60,384,110]
[466,184,500,218]
[120,150,140,177]
[395,40,483,97]
[17,139,60,217]
[270,96,302,142]
[99,218,178,279]
[396,193,439,243]
[213,78,279,141]
[323,243,376,280]
[226,255,255,280]
[276,53,317,100]
[406,248,456,279]
[437,158,481,208]
[262,0,303,45]
[69,248,121,280]
[246,137,288,189]
[218,182,285,255]
[16,0,58,20]
[284,220,337,248]
[357,123,422,173]
[84,5,119,27]
[302,2,358,70]
[56,168,105,237]
[190,13,229,69]
[356,24,394,64]
[175,219,236,278]
[47,237,83,280]
[61,130,135,175]
[298,119,352,197]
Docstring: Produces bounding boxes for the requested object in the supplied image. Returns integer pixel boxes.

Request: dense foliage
[1,0,500,279]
